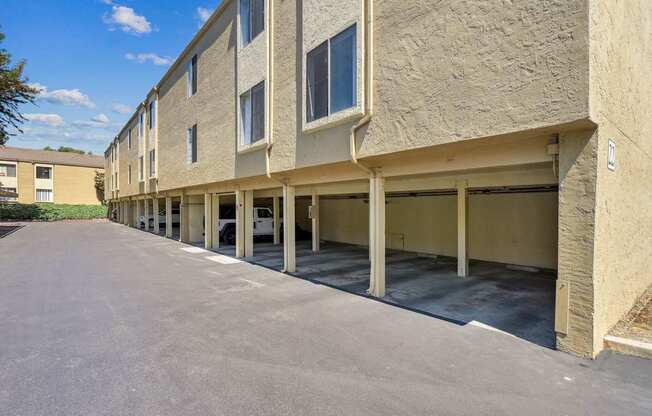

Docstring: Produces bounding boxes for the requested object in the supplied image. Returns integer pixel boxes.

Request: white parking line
[206,255,242,264]
[180,247,209,254]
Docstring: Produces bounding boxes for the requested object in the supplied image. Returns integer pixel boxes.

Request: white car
[139,207,180,228]
[218,206,275,245]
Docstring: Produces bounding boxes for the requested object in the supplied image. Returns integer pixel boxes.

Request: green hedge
[0,203,107,221]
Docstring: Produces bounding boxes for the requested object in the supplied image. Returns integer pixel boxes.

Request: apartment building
[104,0,652,358]
[1,146,104,205]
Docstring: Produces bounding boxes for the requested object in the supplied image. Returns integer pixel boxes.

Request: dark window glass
[36,166,51,179]
[0,164,16,177]
[257,208,271,218]
[148,101,155,129]
[251,82,265,143]
[191,125,198,163]
[307,41,329,122]
[191,55,198,95]
[240,0,251,45]
[330,25,356,114]
[251,0,265,40]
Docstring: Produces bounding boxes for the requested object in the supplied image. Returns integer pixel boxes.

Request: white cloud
[111,103,131,115]
[125,52,172,66]
[104,5,152,35]
[29,83,95,109]
[24,113,65,127]
[92,113,110,124]
[197,7,213,24]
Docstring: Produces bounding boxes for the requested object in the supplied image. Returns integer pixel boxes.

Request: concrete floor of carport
[214,240,556,349]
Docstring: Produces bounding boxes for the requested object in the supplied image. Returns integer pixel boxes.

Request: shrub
[0,203,107,221]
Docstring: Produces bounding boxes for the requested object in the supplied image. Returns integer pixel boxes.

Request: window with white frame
[36,189,53,202]
[139,112,144,142]
[148,101,155,130]
[240,81,265,146]
[35,166,52,179]
[187,55,198,97]
[0,163,16,177]
[240,0,264,47]
[138,156,144,181]
[187,124,198,164]
[307,24,357,123]
[149,149,156,177]
[128,130,132,149]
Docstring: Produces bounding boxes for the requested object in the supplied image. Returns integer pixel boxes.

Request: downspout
[265,0,275,180]
[349,0,374,175]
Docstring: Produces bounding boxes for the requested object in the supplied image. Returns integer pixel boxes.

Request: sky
[0,0,222,155]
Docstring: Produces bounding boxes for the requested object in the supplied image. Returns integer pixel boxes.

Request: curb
[604,335,652,359]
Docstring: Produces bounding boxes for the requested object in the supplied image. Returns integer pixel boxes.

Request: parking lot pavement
[1,222,651,416]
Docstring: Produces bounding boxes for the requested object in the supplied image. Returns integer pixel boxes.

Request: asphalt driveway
[1,222,651,415]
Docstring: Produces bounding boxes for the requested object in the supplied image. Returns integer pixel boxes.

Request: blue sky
[0,0,222,154]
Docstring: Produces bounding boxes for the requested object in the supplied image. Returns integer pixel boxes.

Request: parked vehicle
[218,206,275,245]
[139,207,180,228]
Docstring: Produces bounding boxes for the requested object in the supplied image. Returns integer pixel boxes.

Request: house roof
[0,146,104,169]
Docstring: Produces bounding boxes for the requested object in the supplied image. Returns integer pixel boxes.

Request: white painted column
[369,172,386,297]
[204,192,213,249]
[135,200,141,228]
[144,199,150,231]
[212,194,220,248]
[235,190,245,258]
[153,198,160,234]
[244,190,254,257]
[311,191,320,252]
[457,181,469,277]
[180,194,189,242]
[273,196,280,245]
[283,184,296,273]
[165,197,173,238]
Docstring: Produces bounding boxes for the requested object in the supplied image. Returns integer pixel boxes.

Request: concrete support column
[134,200,141,228]
[457,181,469,277]
[144,199,150,231]
[165,197,172,238]
[180,194,189,242]
[122,202,127,225]
[273,196,280,245]
[369,172,386,297]
[212,194,220,248]
[153,198,160,234]
[235,190,245,258]
[244,190,254,257]
[204,193,213,249]
[311,191,320,252]
[283,184,296,273]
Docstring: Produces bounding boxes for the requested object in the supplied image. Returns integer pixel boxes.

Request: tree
[0,29,38,145]
[94,170,105,203]
[55,146,86,155]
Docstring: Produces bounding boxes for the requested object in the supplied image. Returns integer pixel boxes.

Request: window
[36,166,52,179]
[0,187,17,201]
[149,149,156,177]
[128,165,132,184]
[188,55,198,97]
[36,189,52,202]
[128,130,132,149]
[187,124,198,164]
[138,156,144,181]
[240,0,264,47]
[240,81,265,146]
[0,163,16,177]
[257,208,271,218]
[307,24,357,123]
[139,112,144,142]
[148,101,155,130]
[114,172,118,189]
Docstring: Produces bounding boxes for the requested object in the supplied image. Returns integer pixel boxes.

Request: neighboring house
[0,146,104,205]
[104,0,652,359]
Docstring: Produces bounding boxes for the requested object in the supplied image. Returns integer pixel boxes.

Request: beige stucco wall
[118,122,141,198]
[16,161,34,204]
[589,0,652,354]
[320,191,558,269]
[53,165,103,205]
[157,1,239,192]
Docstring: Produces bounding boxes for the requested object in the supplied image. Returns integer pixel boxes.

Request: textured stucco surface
[16,162,34,204]
[358,0,590,158]
[53,165,103,205]
[589,0,652,353]
[157,1,238,192]
[117,122,140,198]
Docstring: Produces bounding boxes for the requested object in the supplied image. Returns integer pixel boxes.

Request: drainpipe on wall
[265,0,275,180]
[349,0,374,175]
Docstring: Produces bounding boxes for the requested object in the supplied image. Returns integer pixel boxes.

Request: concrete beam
[311,191,320,252]
[369,172,386,297]
[273,196,280,245]
[283,184,296,273]
[153,198,160,234]
[165,197,172,238]
[457,181,469,277]
[204,193,213,249]
[244,190,254,257]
